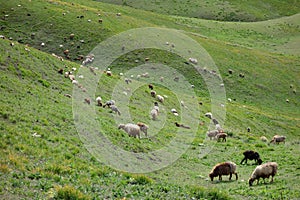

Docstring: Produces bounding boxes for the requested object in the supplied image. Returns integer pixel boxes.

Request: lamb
[110,105,121,115]
[240,150,262,165]
[118,123,141,139]
[157,95,164,103]
[137,122,149,137]
[209,161,238,181]
[207,130,220,140]
[216,132,227,142]
[270,135,286,144]
[249,162,278,186]
[96,96,102,106]
[151,108,158,120]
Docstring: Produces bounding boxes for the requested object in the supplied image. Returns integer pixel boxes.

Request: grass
[0,0,299,199]
[96,0,300,22]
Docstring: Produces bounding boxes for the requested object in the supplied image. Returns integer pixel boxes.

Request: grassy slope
[0,0,300,199]
[96,0,300,22]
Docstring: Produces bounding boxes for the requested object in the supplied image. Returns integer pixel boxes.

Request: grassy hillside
[97,0,300,22]
[0,0,300,199]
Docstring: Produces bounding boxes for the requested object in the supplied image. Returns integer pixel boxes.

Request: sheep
[171,108,178,116]
[103,100,115,108]
[247,127,251,132]
[207,130,220,140]
[189,57,198,64]
[125,78,132,84]
[249,162,278,186]
[209,161,238,181]
[212,118,219,125]
[141,72,149,78]
[216,132,227,142]
[270,135,286,144]
[241,150,262,165]
[96,96,102,106]
[148,84,154,90]
[64,94,72,98]
[137,122,149,137]
[84,98,91,105]
[204,112,212,119]
[174,77,179,82]
[151,108,158,120]
[157,95,164,103]
[118,123,141,139]
[150,90,156,97]
[260,136,268,142]
[110,105,121,115]
[160,77,164,82]
[175,122,190,129]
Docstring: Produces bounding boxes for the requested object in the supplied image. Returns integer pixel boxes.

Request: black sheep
[241,150,262,165]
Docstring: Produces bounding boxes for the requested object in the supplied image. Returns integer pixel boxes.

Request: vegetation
[0,0,299,199]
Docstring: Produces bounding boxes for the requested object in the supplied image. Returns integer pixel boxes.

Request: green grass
[0,0,300,199]
[96,0,300,22]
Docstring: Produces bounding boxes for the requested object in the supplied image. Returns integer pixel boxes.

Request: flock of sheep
[209,149,279,186]
[61,49,287,188]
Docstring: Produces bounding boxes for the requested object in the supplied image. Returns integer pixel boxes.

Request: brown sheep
[216,132,227,142]
[209,161,238,181]
[270,135,286,144]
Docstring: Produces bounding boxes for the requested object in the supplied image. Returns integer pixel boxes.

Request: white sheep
[204,112,213,119]
[118,123,141,139]
[157,95,164,103]
[103,100,115,108]
[150,90,156,97]
[189,57,198,64]
[260,136,268,142]
[96,96,102,106]
[151,108,158,120]
[171,108,178,116]
[249,162,278,186]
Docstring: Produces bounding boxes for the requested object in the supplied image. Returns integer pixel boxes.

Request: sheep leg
[257,178,260,185]
[235,173,238,180]
[229,173,232,180]
[219,175,222,181]
[240,158,245,164]
[270,176,274,183]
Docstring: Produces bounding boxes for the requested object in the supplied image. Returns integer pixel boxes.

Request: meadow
[0,0,299,199]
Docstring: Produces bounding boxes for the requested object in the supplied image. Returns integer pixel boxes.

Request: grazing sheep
[174,77,179,82]
[109,105,121,115]
[212,118,219,125]
[249,162,278,186]
[241,150,262,165]
[141,72,149,78]
[204,112,212,119]
[209,162,238,181]
[171,109,179,116]
[216,132,227,142]
[228,69,233,74]
[64,94,72,98]
[96,96,102,106]
[160,77,164,82]
[118,123,141,139]
[151,108,158,120]
[148,84,154,90]
[84,98,91,105]
[270,135,286,144]
[137,122,149,137]
[157,95,164,103]
[150,90,156,97]
[189,57,198,64]
[125,78,132,84]
[175,122,190,129]
[207,130,220,140]
[247,127,251,132]
[260,136,268,142]
[103,100,115,108]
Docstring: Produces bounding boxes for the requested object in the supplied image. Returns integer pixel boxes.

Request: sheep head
[118,124,125,129]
